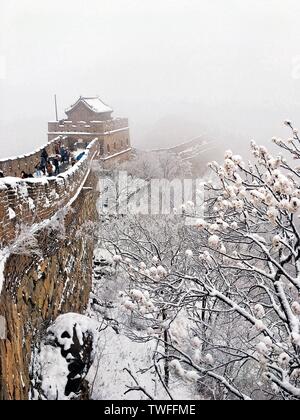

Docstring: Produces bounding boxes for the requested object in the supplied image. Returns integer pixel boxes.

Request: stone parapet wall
[0,140,99,250]
[0,168,99,400]
[0,136,76,178]
[103,118,129,133]
[100,148,132,170]
[48,120,105,135]
[48,117,129,137]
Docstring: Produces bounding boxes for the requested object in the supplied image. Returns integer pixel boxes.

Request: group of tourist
[20,142,76,179]
[0,141,82,180]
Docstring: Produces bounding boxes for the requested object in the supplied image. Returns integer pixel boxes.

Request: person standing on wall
[40,148,48,174]
[34,164,43,178]
[53,156,60,176]
[46,160,54,177]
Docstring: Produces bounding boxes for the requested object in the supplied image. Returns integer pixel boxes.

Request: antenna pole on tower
[54,94,58,121]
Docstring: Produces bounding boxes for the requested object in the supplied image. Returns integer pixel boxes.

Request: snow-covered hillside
[31,248,194,400]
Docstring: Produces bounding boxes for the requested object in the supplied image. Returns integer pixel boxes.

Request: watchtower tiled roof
[66,96,113,115]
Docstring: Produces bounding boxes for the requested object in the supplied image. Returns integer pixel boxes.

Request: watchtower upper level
[48,96,131,158]
[65,96,113,122]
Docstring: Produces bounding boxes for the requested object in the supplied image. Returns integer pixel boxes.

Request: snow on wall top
[0,139,98,250]
[0,135,64,163]
[66,97,113,115]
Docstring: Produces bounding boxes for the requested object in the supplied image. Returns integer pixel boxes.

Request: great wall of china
[0,97,131,248]
[0,97,132,399]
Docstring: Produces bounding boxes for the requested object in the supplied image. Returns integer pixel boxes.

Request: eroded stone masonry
[0,97,131,400]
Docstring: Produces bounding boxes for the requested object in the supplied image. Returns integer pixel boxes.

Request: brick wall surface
[0,168,99,400]
[0,136,76,178]
[0,140,99,250]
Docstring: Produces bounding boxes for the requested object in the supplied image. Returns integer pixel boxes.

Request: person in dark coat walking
[64,148,70,164]
[0,170,4,178]
[41,148,48,161]
[60,147,68,163]
[40,148,48,174]
[53,156,60,176]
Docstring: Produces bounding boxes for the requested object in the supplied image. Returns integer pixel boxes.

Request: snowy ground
[85,248,194,401]
[86,327,155,400]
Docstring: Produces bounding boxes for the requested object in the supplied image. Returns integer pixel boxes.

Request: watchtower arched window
[107,144,110,154]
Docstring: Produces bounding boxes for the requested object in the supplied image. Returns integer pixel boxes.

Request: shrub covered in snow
[31,314,101,400]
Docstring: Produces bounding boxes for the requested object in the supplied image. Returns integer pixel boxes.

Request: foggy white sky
[1,0,300,158]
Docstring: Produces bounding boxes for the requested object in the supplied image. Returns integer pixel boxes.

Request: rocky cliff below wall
[0,170,99,400]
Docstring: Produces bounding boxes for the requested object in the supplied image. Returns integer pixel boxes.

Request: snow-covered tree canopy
[120,150,192,181]
[99,122,300,400]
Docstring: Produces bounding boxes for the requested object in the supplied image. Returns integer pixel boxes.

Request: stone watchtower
[48,96,131,159]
